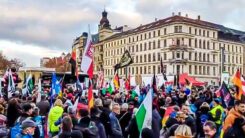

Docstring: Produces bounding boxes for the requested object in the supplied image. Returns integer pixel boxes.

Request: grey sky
[0,0,244,66]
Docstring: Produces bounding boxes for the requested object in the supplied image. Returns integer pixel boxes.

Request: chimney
[185,14,188,18]
[197,15,201,20]
[172,12,175,16]
[155,18,158,21]
[178,12,181,16]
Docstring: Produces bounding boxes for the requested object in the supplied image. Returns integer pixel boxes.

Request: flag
[88,79,94,109]
[96,71,104,89]
[184,78,192,95]
[135,88,152,133]
[69,47,78,78]
[166,85,172,94]
[108,79,115,94]
[161,58,167,81]
[36,79,42,103]
[72,97,79,114]
[131,85,140,98]
[113,74,120,89]
[242,76,245,94]
[27,74,34,94]
[51,73,62,98]
[232,70,244,100]
[7,69,15,98]
[218,82,233,108]
[125,75,131,91]
[152,74,157,93]
[162,106,175,127]
[102,88,106,95]
[81,31,93,79]
[114,50,133,72]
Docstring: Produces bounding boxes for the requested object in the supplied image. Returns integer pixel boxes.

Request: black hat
[21,119,36,129]
[22,103,33,112]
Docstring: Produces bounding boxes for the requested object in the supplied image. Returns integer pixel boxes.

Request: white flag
[36,79,42,103]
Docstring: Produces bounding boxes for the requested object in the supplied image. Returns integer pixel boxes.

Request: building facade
[73,11,245,85]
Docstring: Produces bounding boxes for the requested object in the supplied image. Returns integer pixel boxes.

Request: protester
[36,95,50,116]
[49,99,64,137]
[7,98,22,127]
[208,98,224,130]
[16,119,37,138]
[109,103,123,138]
[203,121,219,138]
[174,124,192,138]
[58,116,83,138]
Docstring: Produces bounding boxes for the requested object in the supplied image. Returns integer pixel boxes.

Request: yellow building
[18,67,55,88]
[73,11,245,85]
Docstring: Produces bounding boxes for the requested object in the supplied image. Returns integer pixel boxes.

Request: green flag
[102,88,106,95]
[108,84,112,94]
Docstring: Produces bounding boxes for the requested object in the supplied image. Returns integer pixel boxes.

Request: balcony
[168,45,194,51]
[169,58,188,64]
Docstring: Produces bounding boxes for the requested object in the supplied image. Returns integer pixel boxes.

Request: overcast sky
[0,0,245,67]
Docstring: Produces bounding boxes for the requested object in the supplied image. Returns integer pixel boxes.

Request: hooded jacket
[49,106,64,133]
[223,108,244,133]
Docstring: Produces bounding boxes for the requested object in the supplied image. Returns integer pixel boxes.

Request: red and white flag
[81,32,93,79]
[96,71,104,89]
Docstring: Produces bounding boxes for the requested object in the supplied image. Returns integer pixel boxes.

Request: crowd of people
[1,81,245,138]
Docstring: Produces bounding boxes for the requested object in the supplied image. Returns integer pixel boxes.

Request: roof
[103,15,245,43]
[19,67,56,72]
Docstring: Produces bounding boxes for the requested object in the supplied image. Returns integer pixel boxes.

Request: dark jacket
[7,105,21,127]
[58,130,83,138]
[36,100,50,116]
[91,117,107,138]
[99,107,112,136]
[109,112,123,138]
[152,109,161,138]
[223,118,245,138]
[185,114,196,136]
[125,116,139,138]
[119,111,132,138]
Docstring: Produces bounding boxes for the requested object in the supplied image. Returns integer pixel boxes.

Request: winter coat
[223,108,244,133]
[58,130,83,138]
[99,107,112,136]
[152,109,162,138]
[125,116,139,138]
[49,106,64,133]
[36,100,50,116]
[109,112,123,138]
[119,111,132,138]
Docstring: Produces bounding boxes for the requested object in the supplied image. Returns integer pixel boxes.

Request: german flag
[88,79,94,109]
[232,70,244,100]
[69,47,78,78]
[113,73,120,89]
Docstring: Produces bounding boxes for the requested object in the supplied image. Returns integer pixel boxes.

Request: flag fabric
[184,78,192,95]
[7,69,15,98]
[36,79,42,103]
[152,74,157,93]
[88,79,94,109]
[69,47,78,78]
[51,73,62,97]
[166,85,172,94]
[102,88,106,95]
[72,98,79,114]
[162,106,175,127]
[96,71,104,89]
[161,58,167,81]
[125,75,131,91]
[108,79,115,94]
[232,70,244,100]
[27,74,34,94]
[131,85,140,98]
[114,50,133,72]
[81,32,93,79]
[113,74,120,89]
[242,76,245,94]
[135,88,152,133]
[218,82,233,108]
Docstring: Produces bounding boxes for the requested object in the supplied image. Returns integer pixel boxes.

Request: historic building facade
[73,11,245,85]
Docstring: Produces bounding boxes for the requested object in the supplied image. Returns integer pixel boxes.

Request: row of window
[224,55,243,64]
[104,65,165,76]
[188,26,216,38]
[105,28,168,48]
[189,65,214,76]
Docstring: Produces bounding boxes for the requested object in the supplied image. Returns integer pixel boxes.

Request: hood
[229,108,243,118]
[51,106,64,114]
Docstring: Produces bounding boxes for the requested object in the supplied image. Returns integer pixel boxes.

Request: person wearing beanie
[208,98,224,129]
[90,107,106,138]
[16,119,37,138]
[64,93,73,107]
[48,99,64,136]
[196,102,210,137]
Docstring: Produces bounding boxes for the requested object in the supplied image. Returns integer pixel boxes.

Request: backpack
[11,118,21,138]
[200,114,209,128]
[74,121,99,138]
[34,116,45,137]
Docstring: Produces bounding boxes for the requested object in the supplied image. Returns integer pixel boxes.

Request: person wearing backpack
[16,119,37,138]
[33,107,45,138]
